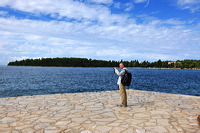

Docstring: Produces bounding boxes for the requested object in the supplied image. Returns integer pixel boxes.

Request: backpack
[121,70,132,86]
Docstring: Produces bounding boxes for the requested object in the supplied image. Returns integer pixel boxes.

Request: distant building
[168,61,182,68]
[168,61,176,65]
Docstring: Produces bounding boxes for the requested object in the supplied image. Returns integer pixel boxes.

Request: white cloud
[96,49,126,57]
[134,0,148,3]
[0,0,131,27]
[149,18,186,26]
[134,0,150,7]
[116,1,155,12]
[144,0,150,7]
[114,2,121,9]
[0,56,30,65]
[0,0,199,65]
[0,15,199,64]
[125,3,134,12]
[177,0,200,12]
[178,0,197,5]
[0,11,8,16]
[88,0,113,4]
[0,0,112,23]
[163,18,186,25]
[113,2,134,12]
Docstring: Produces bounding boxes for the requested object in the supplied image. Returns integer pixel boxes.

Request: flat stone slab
[0,90,199,133]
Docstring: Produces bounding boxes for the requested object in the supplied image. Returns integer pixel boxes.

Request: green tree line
[7,57,200,69]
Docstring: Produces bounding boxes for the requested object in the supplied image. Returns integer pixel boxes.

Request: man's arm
[114,68,125,76]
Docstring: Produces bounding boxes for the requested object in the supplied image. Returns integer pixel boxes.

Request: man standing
[114,63,127,107]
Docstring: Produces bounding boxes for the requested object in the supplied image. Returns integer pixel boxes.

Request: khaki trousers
[119,84,127,106]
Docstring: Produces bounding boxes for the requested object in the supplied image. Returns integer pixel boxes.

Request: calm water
[0,66,199,98]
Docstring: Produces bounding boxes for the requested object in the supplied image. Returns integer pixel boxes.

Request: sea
[0,66,200,98]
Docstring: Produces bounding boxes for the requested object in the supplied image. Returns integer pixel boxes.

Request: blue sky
[0,0,200,65]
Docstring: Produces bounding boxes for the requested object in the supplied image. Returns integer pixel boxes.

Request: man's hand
[113,67,117,70]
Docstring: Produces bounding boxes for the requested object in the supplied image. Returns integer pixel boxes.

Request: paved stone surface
[0,90,200,133]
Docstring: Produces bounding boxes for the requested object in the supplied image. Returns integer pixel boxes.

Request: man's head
[119,63,124,69]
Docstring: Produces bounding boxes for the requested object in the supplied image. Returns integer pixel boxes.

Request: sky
[0,0,200,65]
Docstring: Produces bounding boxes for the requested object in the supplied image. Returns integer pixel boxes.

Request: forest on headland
[7,57,200,69]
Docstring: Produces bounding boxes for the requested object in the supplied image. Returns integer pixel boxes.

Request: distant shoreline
[4,65,200,70]
[7,57,200,69]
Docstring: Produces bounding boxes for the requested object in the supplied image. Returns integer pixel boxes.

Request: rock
[71,118,87,123]
[7,111,20,117]
[134,113,150,118]
[80,130,92,133]
[0,117,18,124]
[157,119,170,125]
[15,125,32,130]
[55,121,71,126]
[38,118,56,123]
[135,129,145,133]
[109,127,126,133]
[34,123,50,130]
[0,126,12,132]
[21,128,35,133]
[95,126,112,132]
[145,126,167,132]
[44,130,62,133]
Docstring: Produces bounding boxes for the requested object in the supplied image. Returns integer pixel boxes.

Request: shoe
[117,104,127,107]
[117,104,122,107]
[123,105,128,107]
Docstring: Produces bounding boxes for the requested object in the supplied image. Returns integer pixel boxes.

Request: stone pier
[0,90,200,133]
